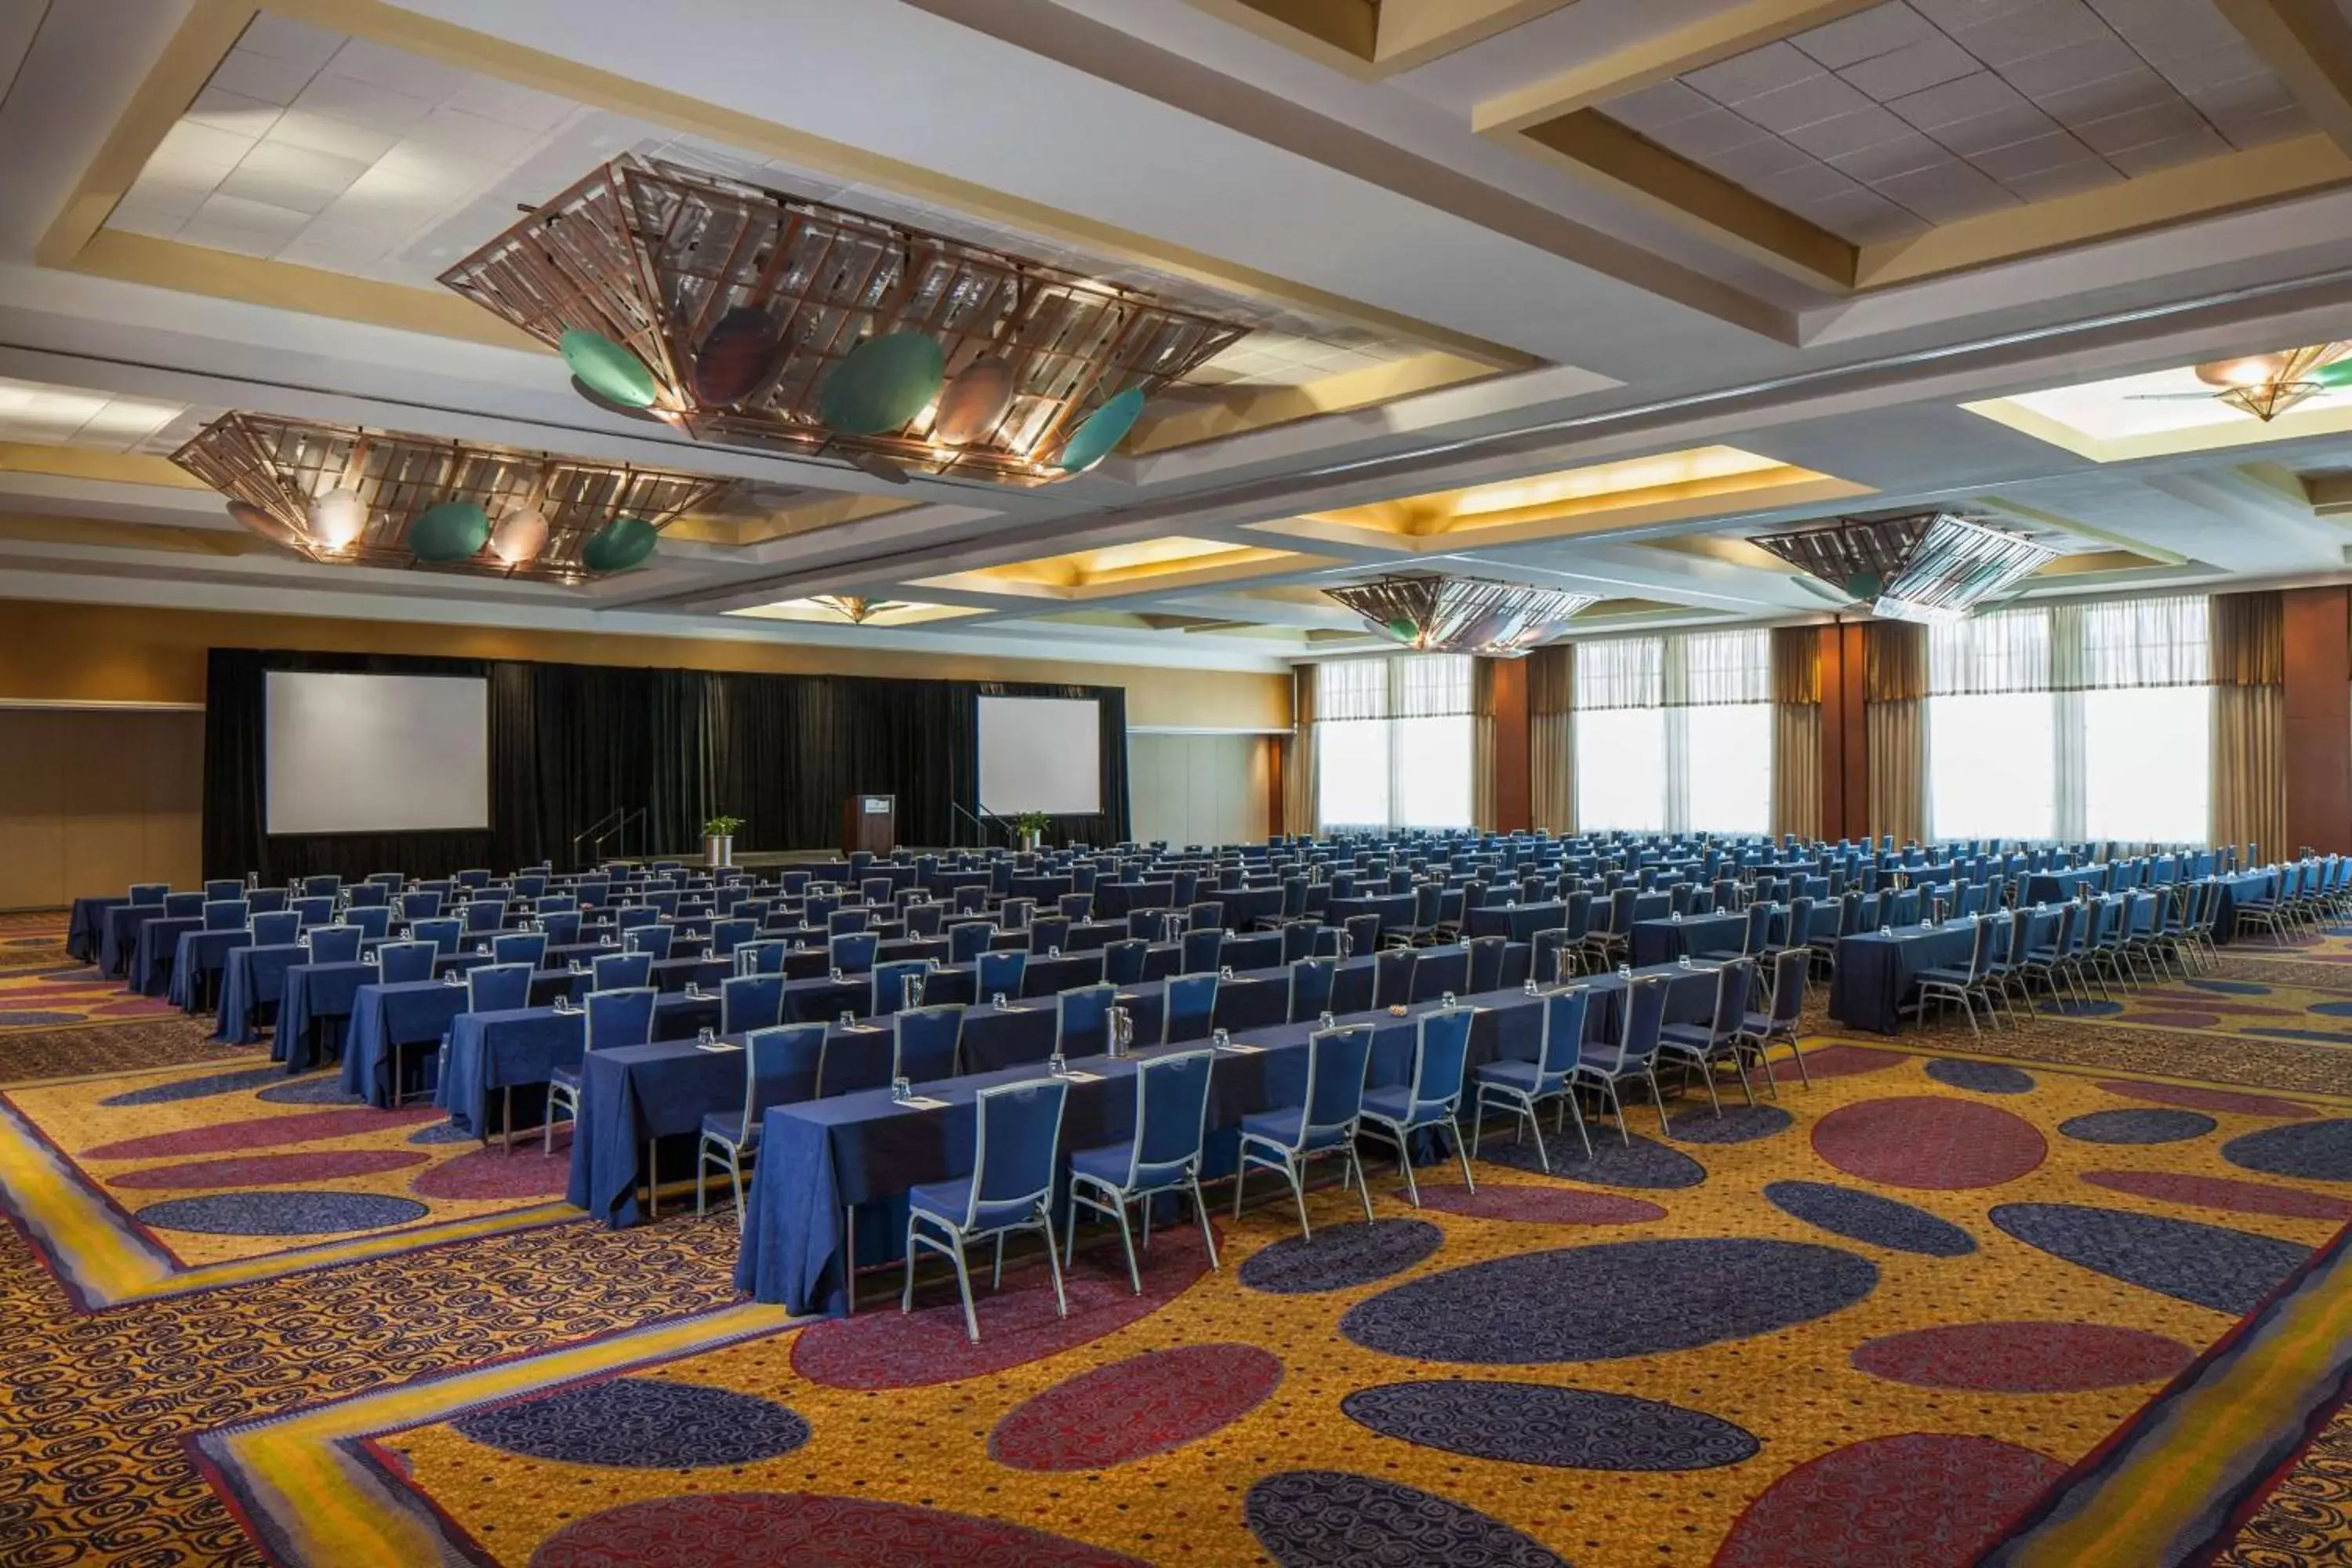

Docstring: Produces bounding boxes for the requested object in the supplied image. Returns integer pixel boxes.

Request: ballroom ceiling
[6,0,2352,673]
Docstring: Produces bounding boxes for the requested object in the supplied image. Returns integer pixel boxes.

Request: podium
[843,793,895,855]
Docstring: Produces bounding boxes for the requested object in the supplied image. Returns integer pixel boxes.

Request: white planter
[705,833,735,867]
[1018,829,1043,852]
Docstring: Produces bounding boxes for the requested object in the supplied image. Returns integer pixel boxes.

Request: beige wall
[1129,734,1273,848]
[0,710,204,910]
[0,601,1289,903]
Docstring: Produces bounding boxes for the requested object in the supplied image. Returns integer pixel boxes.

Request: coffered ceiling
[5,0,2352,679]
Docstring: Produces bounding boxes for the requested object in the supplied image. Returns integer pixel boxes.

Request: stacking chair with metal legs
[1737,946,1809,1092]
[1065,1049,1219,1292]
[1359,1005,1478,1205]
[546,986,656,1155]
[1472,986,1591,1169]
[1657,957,1757,1116]
[1570,975,1673,1142]
[902,1077,1072,1343]
[894,1004,964,1082]
[1233,1022,1377,1240]
[1909,914,1997,1036]
[1163,972,1218,1044]
[696,1022,826,1227]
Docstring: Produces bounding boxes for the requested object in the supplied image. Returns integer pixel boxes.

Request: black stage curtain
[202,648,1131,881]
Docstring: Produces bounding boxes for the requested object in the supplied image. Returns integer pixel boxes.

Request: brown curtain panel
[1526,644,1573,833]
[1471,657,1499,830]
[1769,626,1821,838]
[1283,665,1318,837]
[2210,591,2285,863]
[1864,621,1926,844]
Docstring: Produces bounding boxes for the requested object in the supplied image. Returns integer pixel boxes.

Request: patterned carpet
[3,904,2352,1564]
[0,913,246,1083]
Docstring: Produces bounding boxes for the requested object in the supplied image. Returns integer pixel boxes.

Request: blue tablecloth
[1827,912,2052,1034]
[735,961,1712,1314]
[99,904,167,978]
[438,1006,583,1136]
[167,927,251,1011]
[2210,871,2279,944]
[67,897,125,964]
[349,980,721,1109]
[127,916,203,997]
[215,943,310,1044]
[1466,902,1568,942]
[1213,887,1283,927]
[277,960,378,1069]
[1327,894,1416,937]
[1629,904,1838,967]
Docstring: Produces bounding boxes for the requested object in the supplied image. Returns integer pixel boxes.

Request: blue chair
[590,950,652,990]
[711,917,758,956]
[1361,1005,1479,1204]
[1181,927,1225,975]
[948,922,998,965]
[894,1003,964,1081]
[1657,957,1757,1116]
[512,874,546,900]
[465,961,533,1012]
[1473,986,1591,1169]
[733,940,787,977]
[903,1077,1072,1343]
[1233,1023,1377,1239]
[827,908,869,937]
[1065,1048,1220,1292]
[375,940,436,984]
[546,986,659,1155]
[1163,972,1218,1044]
[201,898,249,932]
[204,877,245,902]
[329,902,385,941]
[304,924,362,964]
[535,894,575,916]
[1058,983,1117,1056]
[1286,957,1336,1023]
[410,917,462,957]
[250,907,303,945]
[398,891,442,921]
[1103,938,1151,985]
[873,958,934,1017]
[721,973,785,1035]
[624,924,677,961]
[1029,915,1073,956]
[461,900,505,935]
[536,909,581,948]
[245,887,289,915]
[1572,975,1673,1142]
[830,931,880,975]
[1467,935,1507,993]
[1739,946,1811,1094]
[493,931,546,968]
[905,902,946,938]
[699,1023,829,1225]
[164,891,205,919]
[976,949,1028,1002]
[128,882,169,906]
[455,868,492,889]
[292,895,336,929]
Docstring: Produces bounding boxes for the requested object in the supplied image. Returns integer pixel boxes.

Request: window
[1926,596,2210,844]
[1313,655,1472,829]
[1571,628,1769,832]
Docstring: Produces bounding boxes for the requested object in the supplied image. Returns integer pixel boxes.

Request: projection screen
[977,695,1102,816]
[265,671,491,835]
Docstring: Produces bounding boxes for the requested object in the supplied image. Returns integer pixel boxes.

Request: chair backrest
[400,891,443,920]
[1164,971,1218,1044]
[1537,986,1590,1080]
[893,1004,964,1082]
[493,931,547,968]
[248,909,301,946]
[1287,956,1336,1022]
[1410,1006,1476,1116]
[976,949,1028,1000]
[1617,975,1669,1065]
[1001,897,1036,931]
[1103,938,1151,985]
[1123,1047,1218,1184]
[1181,927,1225,975]
[707,917,754,955]
[830,931,881,974]
[953,883,987,914]
[860,877,894,906]
[624,924,676,961]
[205,878,245,902]
[591,949,654,989]
[467,962,534,1013]
[335,904,389,940]
[1343,911,1382,957]
[1769,946,1806,1025]
[585,985,658,1051]
[949,922,998,965]
[306,923,362,964]
[721,973,786,1034]
[244,887,288,914]
[411,917,462,956]
[164,891,205,918]
[872,958,933,1016]
[1708,959,1754,1040]
[735,939,787,977]
[1466,935,1506,993]
[1029,914,1073,955]
[734,1023,828,1138]
[128,881,169,906]
[202,898,249,931]
[1058,982,1118,1054]
[1375,946,1418,1009]
[292,895,336,928]
[512,874,546,899]
[376,940,436,984]
[1301,1024,1377,1142]
[463,900,505,934]
[905,902,946,938]
[964,1078,1072,1223]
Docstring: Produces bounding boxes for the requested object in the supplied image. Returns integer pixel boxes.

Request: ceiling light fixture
[440,155,1252,486]
[811,594,899,624]
[1750,510,2057,622]
[174,412,728,581]
[1322,573,1598,655]
[2134,342,2352,421]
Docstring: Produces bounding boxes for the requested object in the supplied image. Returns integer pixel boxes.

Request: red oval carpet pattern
[2081,1168,2352,1221]
[2092,1080,2316,1120]
[83,1105,444,1161]
[1788,1045,1906,1079]
[989,1343,1283,1471]
[106,1149,426,1190]
[1810,1096,2048,1189]
[1711,1432,2066,1567]
[410,1146,572,1201]
[529,1491,1151,1567]
[1402,1184,1668,1226]
[1849,1322,2192,1392]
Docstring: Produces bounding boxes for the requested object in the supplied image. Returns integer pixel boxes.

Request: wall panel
[0,709,203,909]
[1129,734,1269,846]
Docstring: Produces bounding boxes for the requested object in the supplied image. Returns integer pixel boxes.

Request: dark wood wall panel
[2283,586,2352,855]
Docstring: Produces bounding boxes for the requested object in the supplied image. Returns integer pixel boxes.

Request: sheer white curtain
[1314,655,1473,829]
[1927,596,2211,843]
[1572,630,1769,832]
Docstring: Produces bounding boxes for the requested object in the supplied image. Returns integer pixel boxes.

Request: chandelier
[1323,574,1597,655]
[811,594,897,624]
[440,156,1253,485]
[173,412,727,581]
[2187,343,2352,421]
[1751,510,2056,622]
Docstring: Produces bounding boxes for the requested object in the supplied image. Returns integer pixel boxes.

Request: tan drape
[1470,658,1499,831]
[1864,621,1926,846]
[1526,644,1573,833]
[1282,665,1317,837]
[1769,626,1821,839]
[2210,591,2285,863]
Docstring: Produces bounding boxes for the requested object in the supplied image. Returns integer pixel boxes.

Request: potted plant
[1013,810,1051,853]
[702,814,744,867]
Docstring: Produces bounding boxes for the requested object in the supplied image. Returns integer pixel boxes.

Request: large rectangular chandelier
[173,412,728,582]
[1324,573,1597,655]
[439,157,1253,485]
[1749,510,2056,622]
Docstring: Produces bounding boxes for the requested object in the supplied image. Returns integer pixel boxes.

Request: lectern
[843,793,895,855]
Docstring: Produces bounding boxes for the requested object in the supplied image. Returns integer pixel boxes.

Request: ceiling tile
[2031,65,2180,127]
[147,120,252,180]
[1944,0,2111,67]
[1752,158,1872,205]
[214,140,370,215]
[1733,72,1878,133]
[321,37,469,100]
[1930,100,2063,155]
[289,72,436,136]
[1909,0,2049,25]
[234,13,344,73]
[440,77,577,135]
[1874,157,2020,220]
[404,106,548,165]
[1964,127,2098,178]
[121,171,211,220]
[1602,79,1714,133]
[2100,124,2234,173]
[1828,129,1955,180]
[183,86,284,140]
[1794,181,1929,241]
[205,45,321,107]
[1790,2,1936,69]
[2071,97,2212,154]
[1887,70,2031,130]
[1782,104,1918,158]
[191,191,311,236]
[1703,133,1823,182]
[2205,100,2313,147]
[2089,0,2250,66]
[1994,34,2144,100]
[1839,35,1982,100]
[1682,42,1826,105]
[263,107,402,165]
[103,200,190,240]
[1648,106,1776,161]
[2136,37,2270,95]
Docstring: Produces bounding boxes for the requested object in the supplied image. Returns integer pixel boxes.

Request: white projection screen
[977,695,1102,816]
[265,671,491,835]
